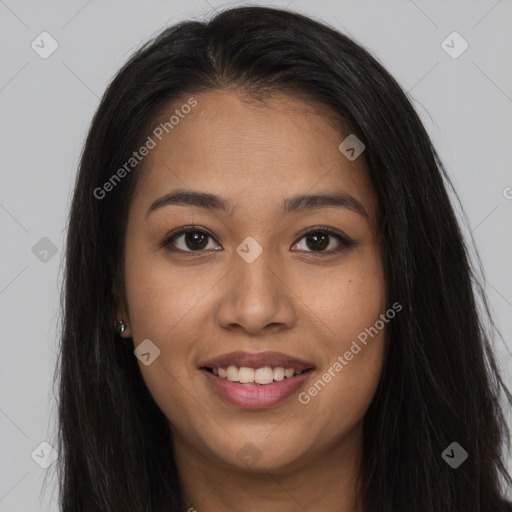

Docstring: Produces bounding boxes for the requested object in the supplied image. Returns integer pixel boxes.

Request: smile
[201,367,313,409]
[199,351,315,409]
[204,365,306,384]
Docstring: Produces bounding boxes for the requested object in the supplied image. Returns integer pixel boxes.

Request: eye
[161,226,222,253]
[291,227,354,254]
[161,225,353,255]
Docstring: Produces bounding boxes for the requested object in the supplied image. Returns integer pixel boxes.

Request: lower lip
[201,369,314,409]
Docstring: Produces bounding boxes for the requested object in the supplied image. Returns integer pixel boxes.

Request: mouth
[199,351,315,409]
[201,365,311,384]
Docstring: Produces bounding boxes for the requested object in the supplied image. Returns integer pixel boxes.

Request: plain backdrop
[1,0,511,509]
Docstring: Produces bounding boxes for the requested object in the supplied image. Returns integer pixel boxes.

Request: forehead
[132,89,375,220]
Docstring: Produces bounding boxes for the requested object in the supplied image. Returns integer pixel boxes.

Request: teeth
[226,365,238,382]
[238,367,255,383]
[255,367,274,384]
[211,365,305,384]
[273,367,285,381]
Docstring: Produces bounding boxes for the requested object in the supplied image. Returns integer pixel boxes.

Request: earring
[113,319,127,335]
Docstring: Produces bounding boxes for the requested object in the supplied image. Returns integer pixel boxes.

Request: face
[118,89,386,472]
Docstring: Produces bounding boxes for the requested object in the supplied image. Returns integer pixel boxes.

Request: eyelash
[160,225,354,256]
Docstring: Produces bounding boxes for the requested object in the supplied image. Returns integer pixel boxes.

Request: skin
[117,90,386,512]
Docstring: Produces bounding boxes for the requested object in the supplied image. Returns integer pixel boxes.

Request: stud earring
[113,319,127,335]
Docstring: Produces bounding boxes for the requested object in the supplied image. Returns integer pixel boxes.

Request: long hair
[56,6,512,511]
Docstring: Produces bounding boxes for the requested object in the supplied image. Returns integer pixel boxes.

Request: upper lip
[200,351,315,371]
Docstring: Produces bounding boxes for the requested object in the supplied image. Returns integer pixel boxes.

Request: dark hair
[56,5,512,511]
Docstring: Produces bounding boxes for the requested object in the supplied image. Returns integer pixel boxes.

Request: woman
[57,6,512,511]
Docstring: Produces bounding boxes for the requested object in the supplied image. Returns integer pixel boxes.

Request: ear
[112,279,132,339]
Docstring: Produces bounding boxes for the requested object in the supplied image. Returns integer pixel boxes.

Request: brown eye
[291,228,353,254]
[163,228,222,253]
[304,233,329,251]
[183,232,209,250]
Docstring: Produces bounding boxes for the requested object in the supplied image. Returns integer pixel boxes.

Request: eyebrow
[146,189,368,219]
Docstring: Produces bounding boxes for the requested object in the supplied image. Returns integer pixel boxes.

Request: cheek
[123,245,217,344]
[122,249,215,431]
[122,244,207,404]
[292,247,386,421]
[294,245,385,345]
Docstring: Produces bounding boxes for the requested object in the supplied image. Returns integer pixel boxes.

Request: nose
[215,247,297,336]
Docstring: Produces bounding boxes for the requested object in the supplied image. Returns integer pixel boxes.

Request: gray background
[1,0,511,509]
